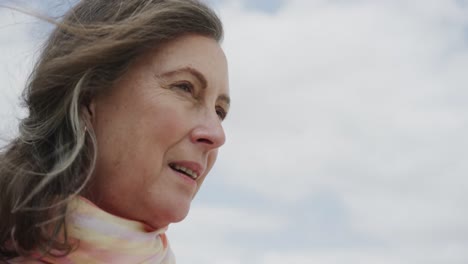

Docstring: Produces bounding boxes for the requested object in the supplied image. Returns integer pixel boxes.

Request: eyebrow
[159,66,231,106]
[218,94,230,106]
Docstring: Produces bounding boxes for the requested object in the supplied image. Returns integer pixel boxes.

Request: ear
[82,98,96,128]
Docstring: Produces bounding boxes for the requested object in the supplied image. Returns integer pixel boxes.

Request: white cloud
[259,246,468,264]
[0,8,39,140]
[1,0,468,263]
[218,0,468,197]
[169,204,286,264]
[193,0,468,262]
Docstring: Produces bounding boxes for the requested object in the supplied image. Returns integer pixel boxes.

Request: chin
[147,202,192,229]
[169,205,191,223]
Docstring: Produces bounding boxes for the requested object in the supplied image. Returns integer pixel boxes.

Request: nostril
[197,138,213,144]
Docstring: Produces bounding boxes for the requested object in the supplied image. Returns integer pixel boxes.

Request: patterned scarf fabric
[13,197,176,264]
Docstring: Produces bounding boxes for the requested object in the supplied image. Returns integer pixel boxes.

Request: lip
[168,160,204,179]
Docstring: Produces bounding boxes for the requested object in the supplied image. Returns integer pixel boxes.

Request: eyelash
[172,81,227,121]
[216,106,227,121]
[172,81,194,94]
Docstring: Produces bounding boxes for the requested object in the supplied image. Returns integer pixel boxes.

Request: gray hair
[0,0,223,259]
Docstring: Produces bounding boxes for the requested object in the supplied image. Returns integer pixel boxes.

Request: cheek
[193,151,218,197]
[202,150,219,182]
[94,112,140,163]
[92,105,158,187]
[207,150,218,170]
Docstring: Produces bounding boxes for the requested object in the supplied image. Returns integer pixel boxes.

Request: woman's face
[87,34,229,229]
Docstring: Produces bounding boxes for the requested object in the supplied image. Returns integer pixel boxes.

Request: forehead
[144,34,229,94]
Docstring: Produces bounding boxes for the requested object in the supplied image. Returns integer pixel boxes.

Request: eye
[216,106,227,121]
[172,81,194,94]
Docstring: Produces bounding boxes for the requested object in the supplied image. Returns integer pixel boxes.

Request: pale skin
[84,34,230,230]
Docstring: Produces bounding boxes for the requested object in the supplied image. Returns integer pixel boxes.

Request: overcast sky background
[1,0,468,263]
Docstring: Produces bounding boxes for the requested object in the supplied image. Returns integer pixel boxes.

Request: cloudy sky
[1,0,468,263]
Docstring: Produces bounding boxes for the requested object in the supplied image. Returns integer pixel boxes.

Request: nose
[190,111,226,150]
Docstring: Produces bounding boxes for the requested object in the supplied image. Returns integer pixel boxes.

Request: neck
[39,197,176,263]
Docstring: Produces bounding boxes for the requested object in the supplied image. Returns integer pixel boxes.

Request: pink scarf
[12,197,176,264]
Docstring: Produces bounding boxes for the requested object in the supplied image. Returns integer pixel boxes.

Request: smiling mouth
[169,163,199,180]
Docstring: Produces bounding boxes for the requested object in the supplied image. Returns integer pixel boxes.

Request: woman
[0,0,229,263]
